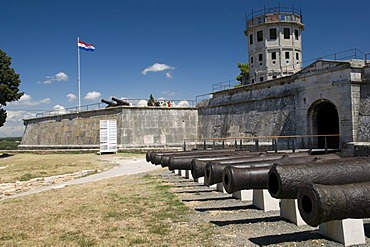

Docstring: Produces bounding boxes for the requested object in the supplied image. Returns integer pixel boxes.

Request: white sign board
[100,120,117,153]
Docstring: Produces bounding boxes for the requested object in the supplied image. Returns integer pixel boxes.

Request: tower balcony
[246,6,304,31]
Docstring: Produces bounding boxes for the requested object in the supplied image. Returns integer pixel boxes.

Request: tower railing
[246,5,302,22]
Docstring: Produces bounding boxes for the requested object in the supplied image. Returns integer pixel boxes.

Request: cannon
[204,153,315,186]
[150,149,236,165]
[112,97,130,106]
[222,156,329,194]
[297,182,370,227]
[197,153,290,183]
[167,151,251,170]
[148,150,186,164]
[190,153,268,179]
[267,157,370,199]
[159,149,241,167]
[101,99,117,107]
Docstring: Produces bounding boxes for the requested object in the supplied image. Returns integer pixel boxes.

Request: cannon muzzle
[298,182,370,227]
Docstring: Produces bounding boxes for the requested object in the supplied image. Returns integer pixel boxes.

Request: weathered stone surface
[0,170,95,197]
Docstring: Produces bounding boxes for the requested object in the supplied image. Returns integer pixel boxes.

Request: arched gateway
[308,99,340,149]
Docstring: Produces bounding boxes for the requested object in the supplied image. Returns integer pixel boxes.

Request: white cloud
[51,105,67,115]
[8,94,51,106]
[0,110,36,137]
[85,91,101,101]
[41,72,69,84]
[67,93,77,102]
[165,72,173,79]
[141,63,175,75]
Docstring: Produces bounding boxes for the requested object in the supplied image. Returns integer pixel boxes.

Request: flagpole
[77,37,81,111]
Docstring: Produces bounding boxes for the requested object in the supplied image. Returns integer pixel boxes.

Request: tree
[236,62,249,84]
[0,49,23,127]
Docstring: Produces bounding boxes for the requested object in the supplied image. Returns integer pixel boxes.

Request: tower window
[250,56,254,64]
[271,52,277,60]
[269,28,277,40]
[285,52,290,59]
[295,29,299,40]
[284,28,290,39]
[259,54,263,61]
[257,30,263,42]
[260,77,264,82]
[249,34,253,45]
[296,52,299,60]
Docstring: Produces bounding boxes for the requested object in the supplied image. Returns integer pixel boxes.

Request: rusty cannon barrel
[171,152,250,172]
[151,149,236,166]
[101,99,117,107]
[150,151,183,165]
[191,152,288,178]
[112,97,130,106]
[160,149,241,167]
[167,151,247,171]
[297,182,370,227]
[204,153,308,186]
[267,157,370,199]
[190,153,266,179]
[222,155,327,194]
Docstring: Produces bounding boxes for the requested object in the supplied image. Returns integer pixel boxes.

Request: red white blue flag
[78,40,95,52]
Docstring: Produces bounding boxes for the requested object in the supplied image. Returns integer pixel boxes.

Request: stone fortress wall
[197,60,370,156]
[19,59,370,156]
[20,106,198,150]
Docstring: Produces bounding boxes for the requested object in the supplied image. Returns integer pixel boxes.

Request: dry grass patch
[0,153,142,183]
[0,173,214,246]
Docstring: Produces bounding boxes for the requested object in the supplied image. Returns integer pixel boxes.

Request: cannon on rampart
[101,99,117,107]
[112,97,130,106]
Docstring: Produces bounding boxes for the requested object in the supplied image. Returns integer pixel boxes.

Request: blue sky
[1,0,370,137]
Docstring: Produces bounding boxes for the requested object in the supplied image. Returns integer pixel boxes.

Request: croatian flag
[78,40,95,52]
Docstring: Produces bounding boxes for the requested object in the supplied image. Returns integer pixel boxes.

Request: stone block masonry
[20,106,198,150]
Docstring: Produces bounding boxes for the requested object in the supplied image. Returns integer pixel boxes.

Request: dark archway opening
[316,102,340,149]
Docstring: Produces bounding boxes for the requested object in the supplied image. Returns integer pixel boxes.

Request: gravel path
[157,169,370,247]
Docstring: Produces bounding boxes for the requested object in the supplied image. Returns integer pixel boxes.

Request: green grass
[0,172,215,246]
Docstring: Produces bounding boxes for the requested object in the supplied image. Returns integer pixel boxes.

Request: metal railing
[35,98,197,118]
[246,5,302,22]
[212,79,240,92]
[183,134,341,154]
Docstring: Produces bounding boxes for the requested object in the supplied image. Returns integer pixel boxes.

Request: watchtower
[245,6,304,84]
